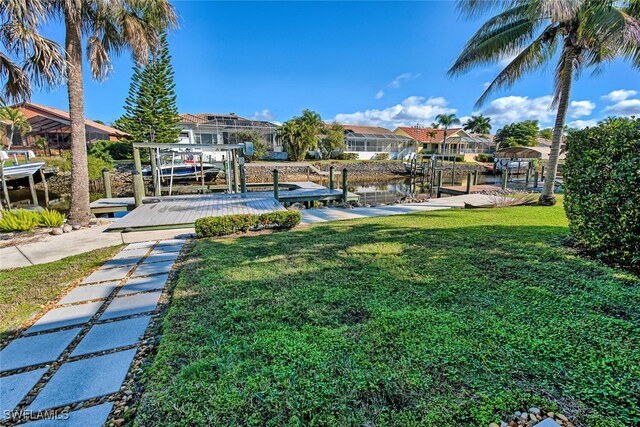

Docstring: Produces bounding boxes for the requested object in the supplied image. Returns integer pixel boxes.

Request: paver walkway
[0,238,185,426]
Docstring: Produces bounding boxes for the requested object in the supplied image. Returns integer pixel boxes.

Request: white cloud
[569,100,595,118]
[603,99,640,116]
[334,96,456,128]
[250,109,275,121]
[390,72,421,89]
[479,95,556,129]
[375,90,384,99]
[601,89,638,102]
[567,119,599,129]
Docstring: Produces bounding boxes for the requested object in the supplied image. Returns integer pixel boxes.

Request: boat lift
[0,150,48,210]
[131,142,253,196]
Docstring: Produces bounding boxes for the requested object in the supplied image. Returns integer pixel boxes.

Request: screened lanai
[342,125,414,160]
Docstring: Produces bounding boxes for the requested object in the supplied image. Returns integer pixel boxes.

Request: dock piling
[132,170,144,207]
[149,149,160,197]
[473,170,478,185]
[1,167,10,209]
[541,165,545,181]
[102,168,112,199]
[329,166,335,191]
[39,169,49,207]
[28,175,38,205]
[501,170,508,190]
[534,171,539,189]
[273,169,279,200]
[466,174,472,194]
[132,147,142,174]
[525,167,531,188]
[342,169,348,202]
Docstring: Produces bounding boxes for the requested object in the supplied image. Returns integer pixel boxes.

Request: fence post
[329,166,334,191]
[342,168,348,202]
[132,170,144,207]
[273,169,279,200]
[466,174,472,194]
[102,168,112,198]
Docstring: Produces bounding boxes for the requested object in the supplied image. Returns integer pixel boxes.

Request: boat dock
[93,182,359,231]
[437,184,503,197]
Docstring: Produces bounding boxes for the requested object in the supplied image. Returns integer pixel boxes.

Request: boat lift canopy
[494,146,565,160]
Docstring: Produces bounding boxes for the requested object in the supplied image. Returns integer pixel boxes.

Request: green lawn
[135,205,639,427]
[0,245,122,339]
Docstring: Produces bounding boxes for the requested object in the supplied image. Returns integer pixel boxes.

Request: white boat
[142,161,225,180]
[0,150,45,180]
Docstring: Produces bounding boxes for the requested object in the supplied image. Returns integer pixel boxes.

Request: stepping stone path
[0,239,185,425]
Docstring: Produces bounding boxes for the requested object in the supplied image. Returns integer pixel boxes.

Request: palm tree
[48,0,177,225]
[464,114,492,136]
[278,120,303,161]
[0,0,65,105]
[435,113,461,155]
[0,107,31,149]
[449,0,640,205]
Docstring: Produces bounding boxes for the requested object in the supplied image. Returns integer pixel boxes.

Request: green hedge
[564,117,640,267]
[195,211,302,237]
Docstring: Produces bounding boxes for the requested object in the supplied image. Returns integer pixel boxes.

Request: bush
[39,209,65,227]
[0,209,42,232]
[476,154,494,162]
[195,211,301,237]
[564,117,640,267]
[334,152,359,160]
[376,152,390,161]
[43,151,112,180]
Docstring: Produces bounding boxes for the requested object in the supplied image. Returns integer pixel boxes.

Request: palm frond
[476,25,559,106]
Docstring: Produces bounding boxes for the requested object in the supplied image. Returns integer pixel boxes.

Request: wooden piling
[501,170,508,190]
[102,168,112,199]
[149,148,160,197]
[307,166,310,182]
[273,169,279,200]
[541,165,545,181]
[329,166,335,191]
[133,147,142,174]
[132,170,144,207]
[232,151,240,193]
[240,162,247,193]
[1,167,10,209]
[342,169,348,202]
[525,167,531,188]
[39,169,49,207]
[28,175,38,205]
[473,170,479,185]
[466,174,472,194]
[437,170,443,189]
[534,171,539,189]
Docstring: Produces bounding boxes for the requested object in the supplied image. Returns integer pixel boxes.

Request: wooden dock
[437,184,502,197]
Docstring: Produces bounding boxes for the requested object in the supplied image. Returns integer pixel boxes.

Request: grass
[135,205,639,427]
[0,245,122,339]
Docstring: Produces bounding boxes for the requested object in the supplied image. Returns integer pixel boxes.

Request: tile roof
[14,102,127,136]
[341,124,397,135]
[395,127,464,143]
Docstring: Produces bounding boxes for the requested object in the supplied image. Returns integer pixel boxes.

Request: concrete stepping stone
[58,282,119,305]
[151,244,184,254]
[122,241,156,251]
[82,266,131,284]
[27,349,136,412]
[118,274,168,296]
[111,247,150,260]
[101,255,143,269]
[131,260,174,278]
[100,291,162,320]
[144,251,179,264]
[1,368,48,420]
[23,402,114,427]
[1,328,81,372]
[26,301,103,334]
[157,238,185,246]
[71,316,151,357]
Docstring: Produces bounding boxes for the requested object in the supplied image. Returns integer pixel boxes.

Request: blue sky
[32,1,640,131]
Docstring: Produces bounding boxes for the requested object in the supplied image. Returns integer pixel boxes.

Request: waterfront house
[341,124,414,160]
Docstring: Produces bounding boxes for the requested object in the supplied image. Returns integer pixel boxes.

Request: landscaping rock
[71,224,82,231]
[51,228,63,235]
[62,224,72,233]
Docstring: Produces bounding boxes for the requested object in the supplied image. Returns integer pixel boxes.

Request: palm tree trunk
[8,127,14,150]
[65,8,90,225]
[539,47,574,206]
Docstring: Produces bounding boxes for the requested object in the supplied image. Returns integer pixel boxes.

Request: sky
[30,1,640,132]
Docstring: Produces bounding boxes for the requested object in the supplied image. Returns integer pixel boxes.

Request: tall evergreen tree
[117,34,180,144]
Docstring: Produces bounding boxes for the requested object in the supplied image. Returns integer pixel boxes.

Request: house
[1,102,127,153]
[393,126,494,160]
[179,113,283,158]
[341,124,414,160]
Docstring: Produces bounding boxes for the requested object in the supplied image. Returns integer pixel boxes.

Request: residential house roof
[11,102,127,136]
[180,113,277,130]
[338,124,412,141]
[394,127,465,143]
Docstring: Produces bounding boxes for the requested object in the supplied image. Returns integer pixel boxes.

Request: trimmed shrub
[0,209,41,232]
[195,211,301,237]
[376,152,390,161]
[39,209,65,227]
[259,211,302,229]
[564,117,640,267]
[335,152,359,160]
[476,154,494,163]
